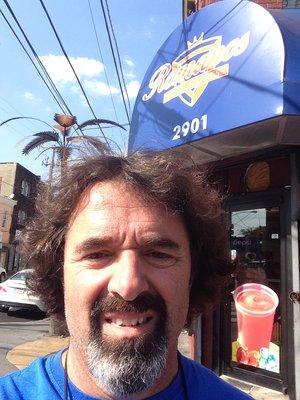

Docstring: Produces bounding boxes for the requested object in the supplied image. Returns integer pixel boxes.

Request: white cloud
[70,85,80,94]
[45,106,52,113]
[23,91,41,102]
[124,57,134,67]
[144,31,152,39]
[126,80,140,99]
[39,55,104,84]
[79,94,90,107]
[124,71,137,79]
[149,16,155,24]
[84,80,120,96]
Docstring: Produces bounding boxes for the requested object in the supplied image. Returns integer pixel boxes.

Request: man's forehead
[81,180,153,208]
[69,179,165,223]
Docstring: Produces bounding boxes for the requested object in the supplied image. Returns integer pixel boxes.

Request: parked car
[0,267,6,283]
[0,269,45,313]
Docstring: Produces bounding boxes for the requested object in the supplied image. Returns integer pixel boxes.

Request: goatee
[86,293,168,398]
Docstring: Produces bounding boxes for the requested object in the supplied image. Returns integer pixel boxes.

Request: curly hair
[22,151,231,321]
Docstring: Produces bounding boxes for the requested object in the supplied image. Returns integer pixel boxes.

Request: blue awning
[129,0,300,162]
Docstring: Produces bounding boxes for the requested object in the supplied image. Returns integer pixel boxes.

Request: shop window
[1,211,8,228]
[183,0,196,19]
[283,0,300,7]
[21,180,30,197]
[17,210,27,225]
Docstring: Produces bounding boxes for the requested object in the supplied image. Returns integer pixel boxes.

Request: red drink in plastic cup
[232,283,279,351]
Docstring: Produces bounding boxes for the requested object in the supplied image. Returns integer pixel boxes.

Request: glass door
[221,204,284,389]
[230,207,281,372]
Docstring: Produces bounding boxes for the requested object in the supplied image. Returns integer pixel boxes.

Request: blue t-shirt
[0,350,252,399]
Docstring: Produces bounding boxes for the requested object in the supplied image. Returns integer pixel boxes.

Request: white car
[0,269,45,313]
[0,267,6,283]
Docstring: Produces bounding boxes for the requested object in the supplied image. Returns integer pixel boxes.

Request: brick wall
[0,163,39,242]
[195,0,283,9]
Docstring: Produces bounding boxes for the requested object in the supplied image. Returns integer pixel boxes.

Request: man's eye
[84,252,111,261]
[148,251,171,259]
[145,251,176,267]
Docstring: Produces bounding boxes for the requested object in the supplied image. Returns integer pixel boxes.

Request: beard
[86,293,168,398]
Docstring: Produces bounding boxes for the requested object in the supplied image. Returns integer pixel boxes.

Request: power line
[0,3,94,158]
[2,1,72,115]
[0,96,43,131]
[99,0,131,125]
[0,7,69,115]
[87,0,128,151]
[87,0,119,124]
[38,0,111,149]
[104,0,131,117]
[0,105,32,135]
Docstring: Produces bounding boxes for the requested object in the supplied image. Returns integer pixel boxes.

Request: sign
[231,236,262,251]
[232,283,280,373]
[142,32,250,107]
[129,0,289,153]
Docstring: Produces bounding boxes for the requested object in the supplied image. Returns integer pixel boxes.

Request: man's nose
[107,250,149,301]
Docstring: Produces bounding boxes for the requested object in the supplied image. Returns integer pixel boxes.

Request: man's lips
[104,312,154,327]
[101,312,156,338]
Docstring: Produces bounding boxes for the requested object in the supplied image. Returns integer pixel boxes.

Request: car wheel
[0,273,5,283]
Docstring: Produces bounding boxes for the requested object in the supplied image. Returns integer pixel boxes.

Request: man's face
[63,180,191,397]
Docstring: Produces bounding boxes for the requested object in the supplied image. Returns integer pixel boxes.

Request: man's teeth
[110,316,150,327]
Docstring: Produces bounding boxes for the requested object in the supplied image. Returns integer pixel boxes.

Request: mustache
[91,293,167,318]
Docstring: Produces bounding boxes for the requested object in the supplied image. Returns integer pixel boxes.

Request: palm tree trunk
[49,148,55,185]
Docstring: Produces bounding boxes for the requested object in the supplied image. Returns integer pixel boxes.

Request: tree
[1,113,125,178]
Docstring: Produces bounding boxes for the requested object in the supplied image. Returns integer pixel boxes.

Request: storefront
[128,1,300,398]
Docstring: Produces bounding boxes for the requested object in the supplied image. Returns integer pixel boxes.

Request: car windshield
[10,271,31,281]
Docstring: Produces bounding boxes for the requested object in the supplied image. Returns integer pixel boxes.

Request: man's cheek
[65,270,104,306]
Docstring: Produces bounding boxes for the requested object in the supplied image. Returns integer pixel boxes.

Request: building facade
[0,163,39,271]
[129,1,300,398]
[0,195,16,270]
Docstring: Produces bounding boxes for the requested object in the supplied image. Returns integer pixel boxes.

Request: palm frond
[33,131,60,142]
[76,118,126,131]
[0,116,53,129]
[67,135,110,153]
[23,136,58,155]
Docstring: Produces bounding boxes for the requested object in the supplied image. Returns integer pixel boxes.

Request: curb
[6,337,69,370]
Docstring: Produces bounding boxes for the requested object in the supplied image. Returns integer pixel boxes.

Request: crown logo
[187,33,204,49]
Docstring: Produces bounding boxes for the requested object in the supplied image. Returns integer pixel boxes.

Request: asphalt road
[0,308,49,376]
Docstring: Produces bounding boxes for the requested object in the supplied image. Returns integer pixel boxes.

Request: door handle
[289,292,300,303]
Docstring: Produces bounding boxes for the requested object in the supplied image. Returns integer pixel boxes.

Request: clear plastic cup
[232,283,279,351]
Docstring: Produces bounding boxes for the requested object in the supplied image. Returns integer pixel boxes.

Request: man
[0,151,252,399]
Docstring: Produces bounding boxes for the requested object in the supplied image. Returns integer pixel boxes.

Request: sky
[0,0,182,179]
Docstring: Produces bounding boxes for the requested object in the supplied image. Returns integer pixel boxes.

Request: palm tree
[1,113,125,178]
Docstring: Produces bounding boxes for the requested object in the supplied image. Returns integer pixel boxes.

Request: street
[0,308,49,376]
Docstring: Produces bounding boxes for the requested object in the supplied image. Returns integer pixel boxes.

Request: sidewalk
[5,332,288,400]
[6,336,69,370]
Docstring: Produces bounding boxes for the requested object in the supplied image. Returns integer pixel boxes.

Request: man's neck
[63,341,179,400]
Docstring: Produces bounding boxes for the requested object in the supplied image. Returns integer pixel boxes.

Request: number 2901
[172,115,208,141]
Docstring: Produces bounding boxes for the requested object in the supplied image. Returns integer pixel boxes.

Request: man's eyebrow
[142,236,180,250]
[74,236,181,254]
[74,237,114,255]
